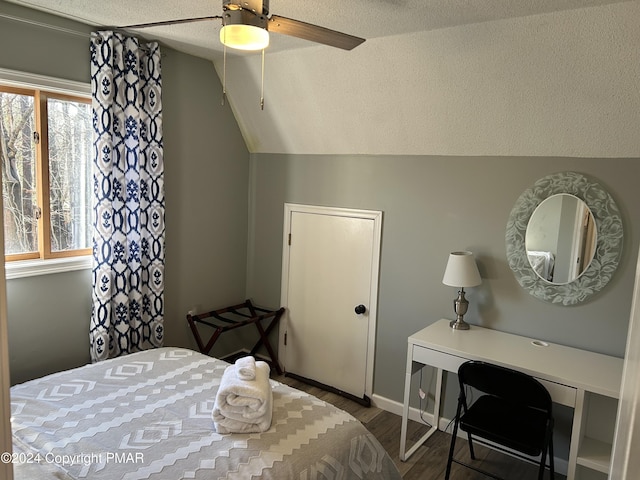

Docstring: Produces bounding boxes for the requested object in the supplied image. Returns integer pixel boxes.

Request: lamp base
[449,318,470,330]
[450,288,471,330]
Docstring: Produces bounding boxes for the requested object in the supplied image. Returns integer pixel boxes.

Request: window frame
[0,68,92,278]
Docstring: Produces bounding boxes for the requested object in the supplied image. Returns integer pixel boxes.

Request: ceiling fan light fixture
[220,24,269,50]
[220,9,269,51]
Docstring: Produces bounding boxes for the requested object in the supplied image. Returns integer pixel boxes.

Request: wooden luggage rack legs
[186,299,284,374]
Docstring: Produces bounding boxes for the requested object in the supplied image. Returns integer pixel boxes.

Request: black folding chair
[445,361,555,480]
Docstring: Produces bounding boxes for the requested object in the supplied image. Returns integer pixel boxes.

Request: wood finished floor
[273,373,565,480]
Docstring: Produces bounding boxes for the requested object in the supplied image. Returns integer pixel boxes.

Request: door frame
[279,203,383,399]
[0,159,12,480]
[610,246,640,479]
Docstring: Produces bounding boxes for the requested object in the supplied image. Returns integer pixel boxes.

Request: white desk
[399,320,623,479]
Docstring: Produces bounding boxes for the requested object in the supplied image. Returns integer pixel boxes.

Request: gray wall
[246,155,639,402]
[0,2,251,384]
[245,155,639,461]
[5,271,92,383]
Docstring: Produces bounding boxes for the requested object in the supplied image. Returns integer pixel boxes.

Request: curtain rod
[0,11,91,38]
[0,11,165,55]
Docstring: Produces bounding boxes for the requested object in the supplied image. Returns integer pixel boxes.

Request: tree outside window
[0,86,92,261]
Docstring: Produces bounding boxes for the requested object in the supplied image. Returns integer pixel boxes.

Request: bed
[10,347,402,480]
[527,250,555,282]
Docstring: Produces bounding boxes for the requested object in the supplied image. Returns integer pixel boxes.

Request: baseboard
[371,393,432,424]
[371,393,569,476]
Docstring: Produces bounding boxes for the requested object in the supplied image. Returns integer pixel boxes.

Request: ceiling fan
[121,0,366,51]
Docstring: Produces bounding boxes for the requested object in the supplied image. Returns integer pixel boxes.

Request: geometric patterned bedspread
[10,348,402,479]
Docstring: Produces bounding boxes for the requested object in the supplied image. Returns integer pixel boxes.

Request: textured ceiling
[4,0,637,157]
[4,0,634,61]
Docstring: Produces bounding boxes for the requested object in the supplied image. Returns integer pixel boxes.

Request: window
[0,84,92,262]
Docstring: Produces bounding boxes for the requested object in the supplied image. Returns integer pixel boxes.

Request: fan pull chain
[260,48,265,110]
[220,38,264,110]
[221,43,227,106]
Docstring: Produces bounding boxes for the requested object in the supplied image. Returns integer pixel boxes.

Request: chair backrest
[458,361,552,413]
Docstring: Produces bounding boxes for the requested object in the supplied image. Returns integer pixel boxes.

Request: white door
[280,204,382,401]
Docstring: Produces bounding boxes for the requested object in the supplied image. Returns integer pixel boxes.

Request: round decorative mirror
[525,194,597,285]
[506,172,623,305]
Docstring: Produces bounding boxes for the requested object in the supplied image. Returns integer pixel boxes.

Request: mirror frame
[506,171,623,305]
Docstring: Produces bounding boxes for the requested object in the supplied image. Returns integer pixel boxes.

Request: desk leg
[433,366,443,427]
[566,388,585,480]
[399,359,443,461]
[400,369,413,461]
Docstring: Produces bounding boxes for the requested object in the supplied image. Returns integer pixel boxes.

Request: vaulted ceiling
[5,0,631,61]
[6,0,639,157]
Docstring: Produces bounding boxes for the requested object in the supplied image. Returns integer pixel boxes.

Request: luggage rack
[186,299,284,374]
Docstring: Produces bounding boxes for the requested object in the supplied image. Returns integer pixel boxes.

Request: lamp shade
[442,251,482,288]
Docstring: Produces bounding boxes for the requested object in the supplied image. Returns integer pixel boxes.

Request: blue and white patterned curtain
[89,31,165,362]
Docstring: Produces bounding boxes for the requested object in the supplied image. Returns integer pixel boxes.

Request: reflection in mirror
[526,194,597,284]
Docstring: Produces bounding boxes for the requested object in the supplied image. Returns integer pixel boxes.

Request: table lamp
[442,251,482,330]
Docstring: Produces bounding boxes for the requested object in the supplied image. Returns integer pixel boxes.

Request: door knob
[354,304,366,315]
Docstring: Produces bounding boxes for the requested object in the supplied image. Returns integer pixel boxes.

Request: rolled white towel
[212,361,273,433]
[235,356,256,381]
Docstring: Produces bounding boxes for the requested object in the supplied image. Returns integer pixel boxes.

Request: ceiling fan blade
[120,16,222,29]
[268,15,365,50]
